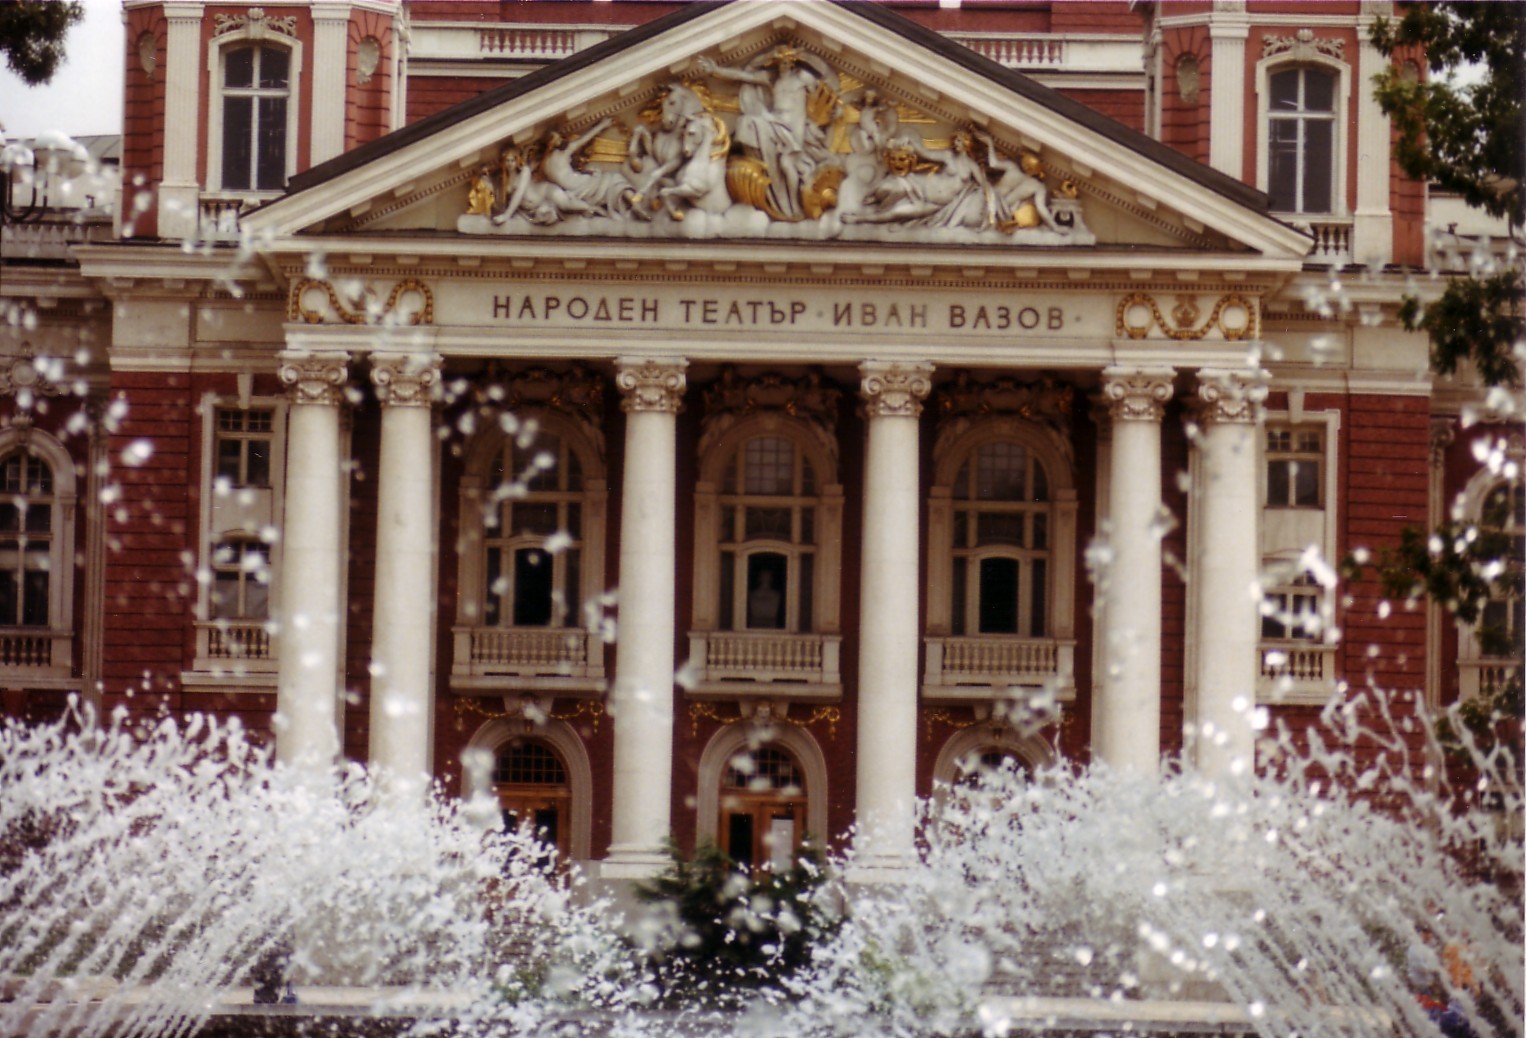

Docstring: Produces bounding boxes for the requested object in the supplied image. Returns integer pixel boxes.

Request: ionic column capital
[859,360,934,419]
[1101,366,1175,422]
[1194,367,1268,425]
[370,351,441,408]
[278,350,350,407]
[615,356,687,414]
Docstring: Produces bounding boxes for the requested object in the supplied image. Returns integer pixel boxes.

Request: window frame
[205,30,303,197]
[696,723,828,859]
[924,418,1078,697]
[0,429,77,680]
[190,394,288,679]
[463,715,594,863]
[692,415,844,640]
[1256,52,1350,218]
[1456,468,1526,685]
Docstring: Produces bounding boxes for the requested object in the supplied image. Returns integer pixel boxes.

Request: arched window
[1266,66,1335,214]
[494,740,571,859]
[720,745,806,871]
[484,432,585,629]
[690,402,844,694]
[925,417,1077,696]
[951,747,1033,790]
[1476,480,1524,661]
[455,406,607,692]
[220,44,290,191]
[0,430,77,677]
[206,19,302,196]
[0,452,54,628]
[718,435,818,633]
[950,441,1051,637]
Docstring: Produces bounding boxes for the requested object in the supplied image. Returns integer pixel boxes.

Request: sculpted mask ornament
[457,43,1094,246]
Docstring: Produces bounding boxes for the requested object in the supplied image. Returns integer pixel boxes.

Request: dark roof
[279,0,1269,215]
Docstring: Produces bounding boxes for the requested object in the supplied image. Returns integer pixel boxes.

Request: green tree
[0,1,84,87]
[1371,2,1524,387]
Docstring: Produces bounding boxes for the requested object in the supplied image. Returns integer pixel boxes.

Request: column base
[596,848,672,881]
[843,854,917,887]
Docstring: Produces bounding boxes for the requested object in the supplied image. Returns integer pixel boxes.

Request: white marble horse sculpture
[657,113,732,221]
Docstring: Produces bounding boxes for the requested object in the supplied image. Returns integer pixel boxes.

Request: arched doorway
[719,745,807,871]
[493,740,571,858]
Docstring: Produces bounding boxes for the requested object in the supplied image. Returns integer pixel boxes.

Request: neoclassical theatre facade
[1,1,1516,874]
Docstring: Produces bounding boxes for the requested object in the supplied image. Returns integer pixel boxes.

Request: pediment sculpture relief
[457,45,1094,246]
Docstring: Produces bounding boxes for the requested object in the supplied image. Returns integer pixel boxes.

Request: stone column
[1096,366,1174,776]
[1191,368,1267,778]
[275,351,350,770]
[603,356,687,878]
[367,351,441,796]
[1353,9,1395,267]
[159,2,205,239]
[853,360,933,876]
[310,3,352,165]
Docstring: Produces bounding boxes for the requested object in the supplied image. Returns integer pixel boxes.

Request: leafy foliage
[1371,3,1525,389]
[0,2,83,87]
[633,838,839,1006]
[1371,2,1524,226]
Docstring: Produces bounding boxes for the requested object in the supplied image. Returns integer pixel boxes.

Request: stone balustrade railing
[1,217,113,261]
[454,626,604,680]
[685,631,843,697]
[1258,642,1336,703]
[922,636,1074,699]
[1459,659,1521,703]
[1297,218,1354,268]
[0,629,69,671]
[194,621,277,673]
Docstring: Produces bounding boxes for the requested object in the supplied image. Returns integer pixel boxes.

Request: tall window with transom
[950,441,1051,638]
[1266,66,1335,214]
[220,44,290,191]
[0,453,53,628]
[718,435,818,633]
[484,433,585,629]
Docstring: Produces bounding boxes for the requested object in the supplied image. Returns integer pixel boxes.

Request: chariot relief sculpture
[457,44,1093,245]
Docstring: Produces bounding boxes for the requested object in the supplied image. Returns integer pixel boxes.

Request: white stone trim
[694,721,829,849]
[462,716,594,864]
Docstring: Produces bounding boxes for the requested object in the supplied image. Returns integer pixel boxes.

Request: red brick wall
[1159,25,1210,166]
[345,11,395,150]
[1058,88,1146,133]
[122,7,167,238]
[406,76,507,125]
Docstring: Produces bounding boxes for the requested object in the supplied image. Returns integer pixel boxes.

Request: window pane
[513,548,553,626]
[1301,119,1333,213]
[1269,68,1299,110]
[1032,512,1048,550]
[1267,120,1299,212]
[978,557,1020,634]
[565,548,581,627]
[720,550,734,630]
[212,572,239,619]
[728,812,754,870]
[224,46,254,88]
[0,505,16,532]
[24,503,49,534]
[1267,460,1291,507]
[744,438,794,496]
[1030,557,1047,637]
[744,507,791,541]
[1262,593,1289,639]
[1032,461,1049,503]
[258,45,289,88]
[976,443,1026,501]
[746,553,787,629]
[0,571,15,625]
[1293,460,1321,507]
[21,564,47,626]
[798,553,814,632]
[256,96,287,190]
[216,439,243,483]
[222,96,253,191]
[485,547,502,626]
[566,450,583,492]
[244,580,269,621]
[1303,68,1335,111]
[976,512,1024,547]
[512,503,559,536]
[952,460,972,501]
[952,557,967,636]
[566,502,582,539]
[246,441,271,487]
[800,507,814,545]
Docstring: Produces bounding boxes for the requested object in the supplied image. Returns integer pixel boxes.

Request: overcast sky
[0,0,125,140]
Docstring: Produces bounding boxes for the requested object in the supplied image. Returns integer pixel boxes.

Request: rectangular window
[1266,427,1323,508]
[215,409,274,487]
[1261,584,1322,641]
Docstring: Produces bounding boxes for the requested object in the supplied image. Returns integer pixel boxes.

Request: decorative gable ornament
[213,8,299,41]
[457,43,1094,246]
[1260,29,1345,61]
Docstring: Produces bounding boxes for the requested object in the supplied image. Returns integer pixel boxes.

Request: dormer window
[221,44,290,192]
[1266,66,1335,214]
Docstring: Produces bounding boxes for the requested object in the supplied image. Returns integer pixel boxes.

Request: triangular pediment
[244,1,1310,265]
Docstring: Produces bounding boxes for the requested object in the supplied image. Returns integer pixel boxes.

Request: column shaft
[275,351,349,770]
[604,357,686,876]
[854,361,932,874]
[368,353,441,795]
[159,3,205,238]
[1097,367,1174,776]
[1192,369,1266,778]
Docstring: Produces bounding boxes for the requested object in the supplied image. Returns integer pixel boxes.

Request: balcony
[684,631,842,701]
[197,194,262,244]
[1291,217,1354,268]
[192,620,277,676]
[1258,642,1337,704]
[452,626,605,694]
[1460,659,1521,703]
[943,33,1142,75]
[922,636,1074,701]
[0,628,71,677]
